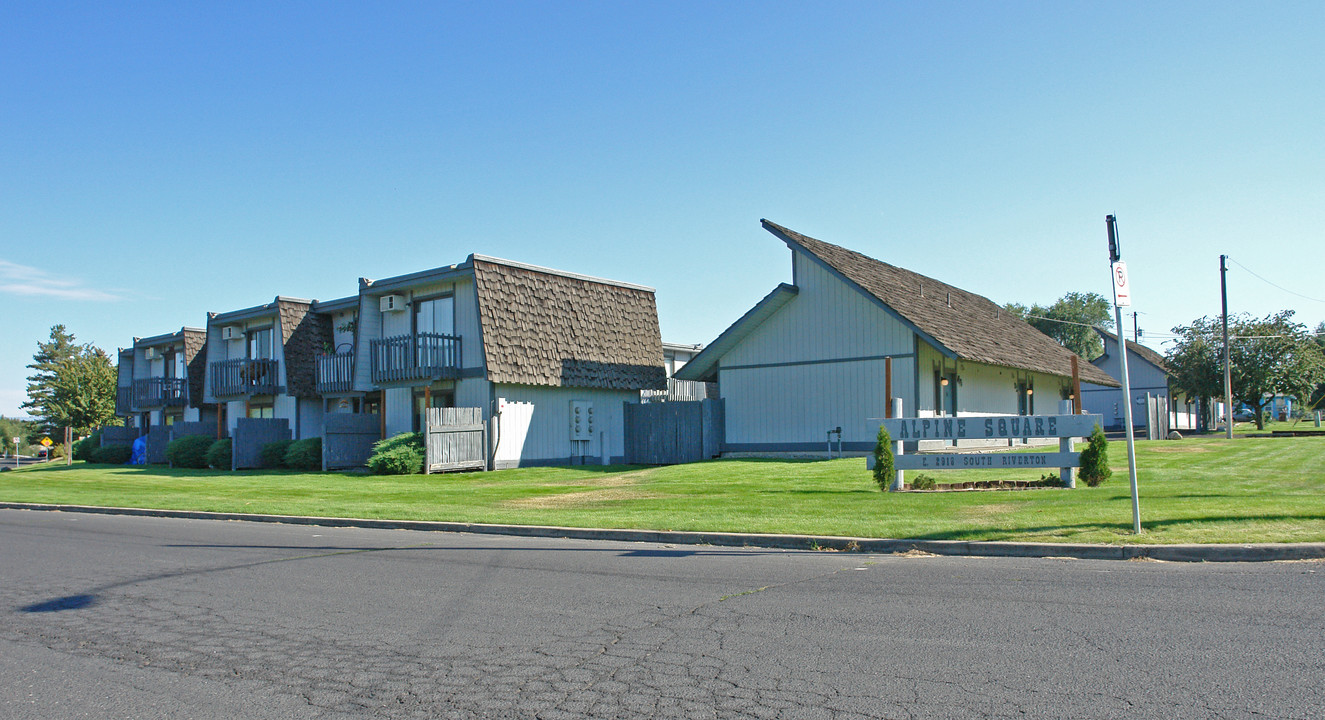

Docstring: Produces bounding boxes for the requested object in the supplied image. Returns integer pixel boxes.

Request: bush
[1039,472,1062,488]
[260,439,294,468]
[73,430,103,461]
[367,432,424,475]
[206,439,233,470]
[283,438,322,471]
[1078,424,1112,487]
[871,425,894,491]
[910,473,937,490]
[89,444,132,465]
[166,435,214,469]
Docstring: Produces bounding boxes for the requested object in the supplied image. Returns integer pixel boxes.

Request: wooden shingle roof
[763,220,1119,387]
[1093,327,1170,373]
[472,258,666,390]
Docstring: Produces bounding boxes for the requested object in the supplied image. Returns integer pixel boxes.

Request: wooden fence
[623,398,724,465]
[424,407,487,473]
[101,426,141,447]
[322,413,381,471]
[232,418,291,470]
[144,427,172,464]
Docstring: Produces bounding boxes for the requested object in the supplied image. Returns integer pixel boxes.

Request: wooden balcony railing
[134,377,188,407]
[116,386,134,415]
[316,351,355,394]
[210,358,280,397]
[369,333,461,384]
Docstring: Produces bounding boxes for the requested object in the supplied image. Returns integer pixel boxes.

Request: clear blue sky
[3,1,1322,418]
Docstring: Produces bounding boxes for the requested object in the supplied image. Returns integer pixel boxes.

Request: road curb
[3,501,1324,562]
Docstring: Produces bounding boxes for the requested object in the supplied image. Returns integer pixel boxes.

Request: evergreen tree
[21,325,80,438]
[47,347,121,435]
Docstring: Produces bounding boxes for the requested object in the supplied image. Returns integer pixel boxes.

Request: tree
[21,325,79,438]
[1005,292,1113,360]
[46,347,121,435]
[0,416,35,456]
[1311,322,1325,413]
[1166,311,1325,430]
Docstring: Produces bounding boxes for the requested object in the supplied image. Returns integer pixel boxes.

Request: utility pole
[1106,215,1141,534]
[1132,312,1140,342]
[1220,255,1233,439]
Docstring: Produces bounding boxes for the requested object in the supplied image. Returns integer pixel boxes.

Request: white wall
[492,384,633,468]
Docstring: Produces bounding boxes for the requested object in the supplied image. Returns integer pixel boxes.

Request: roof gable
[472,258,665,390]
[762,220,1119,387]
[1093,327,1170,373]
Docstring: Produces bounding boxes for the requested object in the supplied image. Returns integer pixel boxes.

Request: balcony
[210,358,280,397]
[316,351,355,394]
[370,333,461,384]
[116,386,134,415]
[134,377,188,408]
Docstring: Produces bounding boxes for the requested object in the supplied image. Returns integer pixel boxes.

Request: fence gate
[623,398,724,465]
[232,418,292,470]
[323,413,381,471]
[424,407,487,473]
[144,427,172,464]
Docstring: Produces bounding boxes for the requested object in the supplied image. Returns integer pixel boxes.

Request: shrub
[871,425,894,491]
[260,439,294,469]
[73,430,103,461]
[166,435,214,469]
[367,432,424,475]
[1078,424,1112,487]
[1039,472,1062,488]
[283,438,322,471]
[89,444,132,465]
[910,473,937,490]
[206,439,233,470]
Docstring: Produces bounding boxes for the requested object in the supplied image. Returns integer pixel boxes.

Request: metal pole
[1220,255,1233,439]
[1107,216,1141,533]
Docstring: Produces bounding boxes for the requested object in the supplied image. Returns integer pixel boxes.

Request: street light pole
[1107,215,1141,534]
[1220,255,1233,439]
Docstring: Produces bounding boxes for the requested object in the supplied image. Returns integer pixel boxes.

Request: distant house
[642,342,714,402]
[115,327,208,431]
[202,297,328,440]
[1080,327,1197,431]
[675,220,1118,453]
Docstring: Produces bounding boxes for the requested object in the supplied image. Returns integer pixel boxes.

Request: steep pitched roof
[762,220,1119,387]
[1093,327,1170,373]
[472,257,665,390]
[278,298,332,398]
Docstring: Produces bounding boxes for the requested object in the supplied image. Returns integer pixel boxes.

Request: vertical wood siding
[492,384,634,467]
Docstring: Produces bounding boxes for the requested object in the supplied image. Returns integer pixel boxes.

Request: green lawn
[3,436,1323,545]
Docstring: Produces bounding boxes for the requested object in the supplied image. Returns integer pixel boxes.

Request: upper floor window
[248,327,274,360]
[413,295,454,336]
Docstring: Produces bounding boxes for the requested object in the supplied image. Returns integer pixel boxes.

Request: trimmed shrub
[1078,424,1112,487]
[206,439,233,470]
[166,435,213,469]
[89,444,132,465]
[367,432,424,475]
[1038,472,1062,488]
[871,425,894,491]
[910,473,937,490]
[260,439,294,469]
[283,438,322,471]
[73,430,102,461]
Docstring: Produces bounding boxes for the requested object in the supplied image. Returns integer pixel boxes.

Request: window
[247,403,274,419]
[248,327,274,360]
[413,295,454,336]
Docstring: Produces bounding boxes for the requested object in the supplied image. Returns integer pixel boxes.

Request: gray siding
[492,384,634,468]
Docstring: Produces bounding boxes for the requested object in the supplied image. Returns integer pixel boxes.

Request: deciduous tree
[1005,292,1113,360]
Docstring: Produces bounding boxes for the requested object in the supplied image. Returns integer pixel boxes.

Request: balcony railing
[134,377,188,407]
[370,333,461,384]
[641,378,713,403]
[316,351,355,394]
[210,358,280,397]
[116,386,134,416]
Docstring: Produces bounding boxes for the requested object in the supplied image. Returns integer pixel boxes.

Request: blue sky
[3,1,1322,418]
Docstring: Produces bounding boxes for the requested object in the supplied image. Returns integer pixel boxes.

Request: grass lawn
[2,436,1322,545]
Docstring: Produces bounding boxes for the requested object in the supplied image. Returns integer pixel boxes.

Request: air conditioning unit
[380,295,406,313]
[220,326,241,341]
[143,347,160,360]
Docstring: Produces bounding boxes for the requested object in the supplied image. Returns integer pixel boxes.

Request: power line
[1227,257,1325,303]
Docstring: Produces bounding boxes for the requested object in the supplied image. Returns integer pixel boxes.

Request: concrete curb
[4,502,1324,563]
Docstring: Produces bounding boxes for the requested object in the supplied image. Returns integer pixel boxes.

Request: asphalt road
[2,510,1321,719]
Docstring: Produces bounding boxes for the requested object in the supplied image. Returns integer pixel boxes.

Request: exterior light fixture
[940,377,949,386]
[1026,388,1033,395]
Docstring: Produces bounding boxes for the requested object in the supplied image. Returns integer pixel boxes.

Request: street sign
[39,437,52,447]
[1111,261,1132,307]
